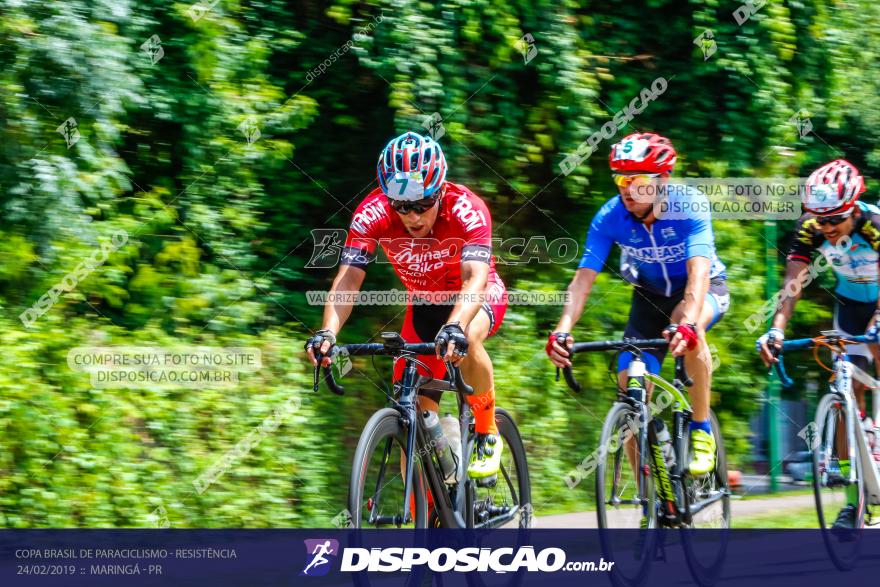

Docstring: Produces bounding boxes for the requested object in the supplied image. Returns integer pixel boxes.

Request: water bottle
[654,419,676,470]
[422,411,456,483]
[440,414,462,482]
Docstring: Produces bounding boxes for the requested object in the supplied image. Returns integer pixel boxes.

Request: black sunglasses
[816,213,850,226]
[389,196,438,215]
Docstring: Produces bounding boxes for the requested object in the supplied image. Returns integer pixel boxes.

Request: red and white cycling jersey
[341,183,504,297]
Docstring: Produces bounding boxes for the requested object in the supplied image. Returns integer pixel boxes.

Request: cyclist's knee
[465,316,491,346]
[466,328,487,347]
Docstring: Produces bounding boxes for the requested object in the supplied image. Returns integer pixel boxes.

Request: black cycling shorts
[398,302,500,404]
[833,295,875,370]
[618,279,729,374]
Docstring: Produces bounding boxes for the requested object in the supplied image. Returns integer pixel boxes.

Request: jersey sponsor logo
[819,238,879,287]
[451,196,487,232]
[394,266,431,283]
[461,245,491,263]
[390,238,459,265]
[651,443,675,503]
[340,246,370,266]
[661,227,676,240]
[351,200,386,231]
[618,242,687,264]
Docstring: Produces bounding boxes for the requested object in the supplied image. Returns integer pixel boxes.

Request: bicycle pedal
[474,474,498,488]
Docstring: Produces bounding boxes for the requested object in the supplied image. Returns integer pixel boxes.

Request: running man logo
[301,539,340,577]
[306,228,347,268]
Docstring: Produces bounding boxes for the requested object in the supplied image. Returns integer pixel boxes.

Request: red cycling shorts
[393,280,507,381]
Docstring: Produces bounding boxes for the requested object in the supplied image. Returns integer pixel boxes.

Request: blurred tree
[1,0,878,525]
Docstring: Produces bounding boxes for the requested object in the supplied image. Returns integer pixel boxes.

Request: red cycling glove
[546,332,571,357]
[674,323,699,350]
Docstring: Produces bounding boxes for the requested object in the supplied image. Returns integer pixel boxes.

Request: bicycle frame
[776,333,880,507]
[318,333,521,529]
[626,355,712,527]
[644,368,691,524]
[394,358,476,529]
[827,351,880,506]
[394,358,524,529]
[559,337,728,528]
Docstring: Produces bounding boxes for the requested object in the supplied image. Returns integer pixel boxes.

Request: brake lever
[674,356,693,387]
[769,345,794,388]
[312,350,322,392]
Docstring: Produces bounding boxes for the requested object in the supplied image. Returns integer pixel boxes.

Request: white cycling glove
[756,327,784,352]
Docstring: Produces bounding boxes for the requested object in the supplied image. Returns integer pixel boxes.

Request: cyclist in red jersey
[306,132,507,479]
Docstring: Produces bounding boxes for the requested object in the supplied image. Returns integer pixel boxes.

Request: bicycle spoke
[473,410,530,529]
[812,395,864,570]
[369,436,395,521]
[351,410,425,529]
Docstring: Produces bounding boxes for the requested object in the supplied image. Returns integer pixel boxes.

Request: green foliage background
[1,0,878,526]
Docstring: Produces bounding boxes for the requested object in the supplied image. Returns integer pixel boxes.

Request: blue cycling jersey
[578,192,727,296]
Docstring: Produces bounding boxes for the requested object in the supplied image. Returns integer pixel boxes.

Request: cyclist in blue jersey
[756,159,880,529]
[547,132,729,481]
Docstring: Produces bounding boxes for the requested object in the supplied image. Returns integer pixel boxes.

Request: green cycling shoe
[689,429,716,476]
[468,433,503,483]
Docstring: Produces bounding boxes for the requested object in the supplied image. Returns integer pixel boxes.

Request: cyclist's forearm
[680,256,710,325]
[447,262,489,329]
[555,268,597,333]
[322,303,352,334]
[321,265,366,333]
[772,260,808,331]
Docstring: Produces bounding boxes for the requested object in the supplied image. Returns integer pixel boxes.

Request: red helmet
[609,132,677,174]
[803,159,865,216]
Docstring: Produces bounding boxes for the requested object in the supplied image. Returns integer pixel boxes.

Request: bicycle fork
[392,361,420,526]
[836,359,860,490]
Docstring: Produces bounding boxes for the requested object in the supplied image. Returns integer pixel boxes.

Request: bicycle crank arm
[606,497,642,506]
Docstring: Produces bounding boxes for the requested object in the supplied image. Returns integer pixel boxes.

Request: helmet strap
[631,205,654,223]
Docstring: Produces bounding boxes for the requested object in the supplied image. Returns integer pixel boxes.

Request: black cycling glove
[435,322,469,358]
[305,329,337,357]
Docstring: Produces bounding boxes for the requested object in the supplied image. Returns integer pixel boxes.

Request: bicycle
[558,337,730,587]
[771,331,880,570]
[313,331,531,531]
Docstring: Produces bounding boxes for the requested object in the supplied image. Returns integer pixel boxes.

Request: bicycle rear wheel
[349,408,428,528]
[596,401,656,587]
[463,409,532,587]
[812,393,865,571]
[681,409,730,586]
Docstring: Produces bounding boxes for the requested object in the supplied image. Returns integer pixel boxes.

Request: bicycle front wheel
[812,393,865,571]
[596,401,656,587]
[349,408,428,529]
